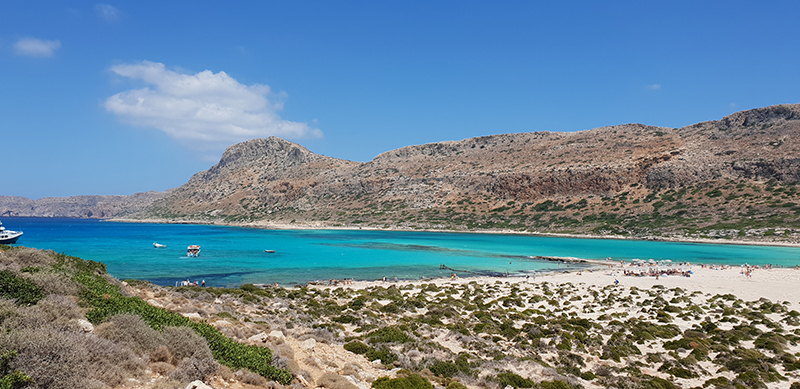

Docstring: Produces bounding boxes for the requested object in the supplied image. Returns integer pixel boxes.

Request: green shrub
[0,270,45,306]
[368,327,410,344]
[343,341,370,354]
[496,372,534,388]
[332,314,359,324]
[0,350,32,389]
[364,348,398,365]
[429,355,471,378]
[372,374,433,389]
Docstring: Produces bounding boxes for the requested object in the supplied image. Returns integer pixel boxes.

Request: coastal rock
[181,312,202,319]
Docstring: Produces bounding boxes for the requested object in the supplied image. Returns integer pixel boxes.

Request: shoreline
[107,216,800,248]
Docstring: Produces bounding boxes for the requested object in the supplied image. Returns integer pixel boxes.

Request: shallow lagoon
[5,217,800,287]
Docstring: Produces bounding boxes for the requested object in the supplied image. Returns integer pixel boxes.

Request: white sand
[317,262,800,305]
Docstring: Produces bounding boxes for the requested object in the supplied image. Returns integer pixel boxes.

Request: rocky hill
[130,104,800,242]
[5,104,800,242]
[0,191,171,218]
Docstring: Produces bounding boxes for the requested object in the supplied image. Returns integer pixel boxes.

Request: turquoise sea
[4,217,800,287]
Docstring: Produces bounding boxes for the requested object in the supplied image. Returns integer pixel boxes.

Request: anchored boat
[0,221,22,244]
[187,245,201,257]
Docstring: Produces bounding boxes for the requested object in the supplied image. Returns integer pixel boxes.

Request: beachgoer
[394,277,398,282]
[614,279,619,286]
[202,280,205,287]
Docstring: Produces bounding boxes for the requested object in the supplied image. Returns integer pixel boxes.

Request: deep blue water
[3,217,800,287]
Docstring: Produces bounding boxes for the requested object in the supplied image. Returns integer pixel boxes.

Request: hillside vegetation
[0,244,290,389]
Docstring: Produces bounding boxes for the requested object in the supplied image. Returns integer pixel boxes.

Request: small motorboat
[264,249,276,253]
[153,242,167,248]
[187,245,201,257]
[0,221,22,244]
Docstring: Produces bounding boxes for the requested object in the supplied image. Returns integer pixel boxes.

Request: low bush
[368,327,410,344]
[318,371,359,389]
[364,348,398,365]
[68,255,292,384]
[372,374,433,389]
[168,356,218,382]
[0,350,33,389]
[343,341,370,354]
[428,354,471,378]
[496,372,534,388]
[0,270,45,306]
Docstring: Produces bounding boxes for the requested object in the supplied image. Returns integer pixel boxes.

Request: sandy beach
[312,259,800,304]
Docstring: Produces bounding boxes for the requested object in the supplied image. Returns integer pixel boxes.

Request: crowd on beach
[179,279,205,287]
[621,267,692,278]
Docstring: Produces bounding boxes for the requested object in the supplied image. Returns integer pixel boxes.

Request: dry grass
[22,270,80,296]
[1,248,56,269]
[95,313,163,356]
[235,368,267,386]
[168,356,219,382]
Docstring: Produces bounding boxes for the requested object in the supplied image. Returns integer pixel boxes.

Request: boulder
[186,380,214,389]
[181,312,202,319]
[77,319,94,333]
[301,338,316,350]
[248,332,269,343]
[269,330,285,340]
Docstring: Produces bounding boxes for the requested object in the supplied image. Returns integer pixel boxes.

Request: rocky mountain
[128,104,800,242]
[0,191,171,218]
[4,104,800,242]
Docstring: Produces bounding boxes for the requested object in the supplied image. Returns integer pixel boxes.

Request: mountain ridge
[3,103,800,242]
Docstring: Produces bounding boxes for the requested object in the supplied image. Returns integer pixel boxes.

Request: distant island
[3,104,800,244]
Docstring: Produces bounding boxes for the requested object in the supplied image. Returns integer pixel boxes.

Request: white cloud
[13,37,61,57]
[646,84,661,91]
[105,61,322,150]
[95,4,121,21]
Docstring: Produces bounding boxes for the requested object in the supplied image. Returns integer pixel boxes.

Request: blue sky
[2,1,799,199]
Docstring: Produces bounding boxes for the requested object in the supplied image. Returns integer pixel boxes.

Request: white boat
[0,221,22,244]
[187,245,201,257]
[264,249,276,253]
[153,242,167,248]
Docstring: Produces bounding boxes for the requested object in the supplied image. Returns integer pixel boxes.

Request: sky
[2,1,799,199]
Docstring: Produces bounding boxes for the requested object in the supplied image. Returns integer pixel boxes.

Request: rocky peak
[719,104,800,130]
[216,137,318,169]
